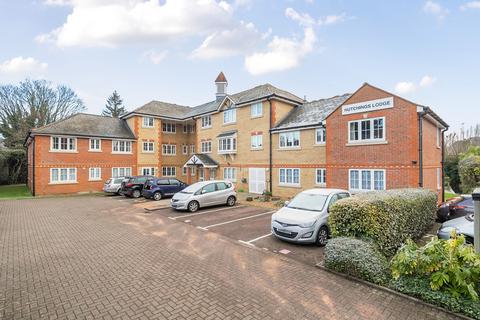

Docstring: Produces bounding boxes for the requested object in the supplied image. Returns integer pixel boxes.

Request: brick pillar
[186,167,192,184]
[204,167,210,181]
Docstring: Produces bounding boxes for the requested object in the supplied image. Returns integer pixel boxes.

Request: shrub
[389,276,480,319]
[391,233,480,301]
[324,237,389,285]
[444,155,461,194]
[458,155,480,193]
[329,188,437,256]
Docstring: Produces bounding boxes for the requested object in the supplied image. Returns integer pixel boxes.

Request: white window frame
[190,144,195,154]
[437,168,441,190]
[279,168,301,186]
[436,127,441,148]
[251,102,263,118]
[223,167,236,182]
[89,167,102,181]
[348,117,386,144]
[89,138,101,152]
[315,128,326,145]
[279,131,300,149]
[251,134,263,150]
[162,122,176,133]
[315,168,326,186]
[141,167,156,176]
[142,141,155,153]
[162,167,176,177]
[190,166,196,176]
[50,136,77,152]
[201,141,212,154]
[218,136,237,154]
[50,168,77,184]
[223,108,236,125]
[348,169,386,191]
[111,167,132,178]
[201,115,212,128]
[112,140,132,154]
[182,167,187,175]
[162,144,176,156]
[142,117,154,128]
[182,144,188,155]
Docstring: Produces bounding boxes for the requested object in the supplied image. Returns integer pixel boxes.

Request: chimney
[215,72,228,101]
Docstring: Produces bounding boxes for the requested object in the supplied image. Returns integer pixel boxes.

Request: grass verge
[0,184,32,199]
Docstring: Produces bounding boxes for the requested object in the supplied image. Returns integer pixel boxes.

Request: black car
[120,176,154,198]
[142,178,188,201]
[437,196,474,222]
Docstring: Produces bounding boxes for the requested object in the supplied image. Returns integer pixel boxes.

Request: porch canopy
[183,154,218,168]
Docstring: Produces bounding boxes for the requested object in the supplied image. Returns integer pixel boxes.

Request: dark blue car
[142,178,188,201]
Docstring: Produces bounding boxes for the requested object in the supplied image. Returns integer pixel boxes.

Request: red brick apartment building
[25,74,448,201]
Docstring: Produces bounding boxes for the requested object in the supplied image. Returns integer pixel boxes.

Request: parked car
[142,178,188,201]
[271,188,350,246]
[437,213,474,244]
[120,176,154,198]
[437,196,474,222]
[170,180,236,212]
[103,176,130,195]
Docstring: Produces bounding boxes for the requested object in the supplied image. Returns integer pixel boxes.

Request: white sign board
[342,97,394,115]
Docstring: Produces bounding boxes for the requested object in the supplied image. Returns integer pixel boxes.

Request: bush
[458,155,480,193]
[391,233,480,301]
[389,276,480,319]
[444,155,461,194]
[0,148,27,185]
[324,237,389,285]
[329,188,437,256]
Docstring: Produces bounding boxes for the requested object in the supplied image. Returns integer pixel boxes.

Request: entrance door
[249,168,266,194]
[198,168,204,182]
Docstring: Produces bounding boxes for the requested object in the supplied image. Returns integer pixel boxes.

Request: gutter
[441,127,448,202]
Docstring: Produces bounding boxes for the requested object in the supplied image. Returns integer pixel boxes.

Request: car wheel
[226,196,236,206]
[316,226,329,247]
[116,188,121,195]
[153,192,162,201]
[188,201,199,212]
[132,190,141,198]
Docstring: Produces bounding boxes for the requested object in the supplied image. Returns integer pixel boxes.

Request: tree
[102,90,126,118]
[0,79,85,147]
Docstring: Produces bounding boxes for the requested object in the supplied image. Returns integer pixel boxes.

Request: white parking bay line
[167,205,246,220]
[202,210,275,229]
[238,233,272,247]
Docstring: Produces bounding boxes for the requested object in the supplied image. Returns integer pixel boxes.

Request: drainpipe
[418,111,425,188]
[268,98,273,194]
[441,128,447,203]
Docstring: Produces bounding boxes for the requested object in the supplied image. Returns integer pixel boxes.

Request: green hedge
[329,189,437,256]
[324,237,389,285]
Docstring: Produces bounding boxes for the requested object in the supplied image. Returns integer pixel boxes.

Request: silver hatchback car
[171,180,237,212]
[103,177,129,194]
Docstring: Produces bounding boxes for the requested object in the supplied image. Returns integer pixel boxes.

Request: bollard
[473,188,480,253]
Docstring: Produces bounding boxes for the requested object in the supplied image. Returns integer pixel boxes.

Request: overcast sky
[0,0,479,133]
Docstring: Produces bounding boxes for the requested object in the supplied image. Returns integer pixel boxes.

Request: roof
[217,130,237,138]
[125,100,193,119]
[272,94,351,131]
[227,83,304,106]
[30,113,135,139]
[185,154,219,167]
[215,72,227,83]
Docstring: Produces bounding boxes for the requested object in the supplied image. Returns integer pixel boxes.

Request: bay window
[218,136,236,153]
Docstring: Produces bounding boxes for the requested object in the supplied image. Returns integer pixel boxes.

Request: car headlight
[299,220,316,228]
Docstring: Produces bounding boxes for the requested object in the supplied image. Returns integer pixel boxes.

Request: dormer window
[223,109,236,125]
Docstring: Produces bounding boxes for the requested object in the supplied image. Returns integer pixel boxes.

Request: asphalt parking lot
[110,195,326,266]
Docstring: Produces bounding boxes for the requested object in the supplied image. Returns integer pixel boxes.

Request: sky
[0,0,479,133]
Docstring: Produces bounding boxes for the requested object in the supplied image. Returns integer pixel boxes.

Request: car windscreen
[286,193,329,212]
[179,184,201,194]
[114,178,123,184]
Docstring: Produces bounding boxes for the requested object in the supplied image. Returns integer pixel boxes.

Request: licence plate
[278,228,291,234]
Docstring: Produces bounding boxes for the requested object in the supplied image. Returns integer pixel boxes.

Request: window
[279,168,300,186]
[162,122,176,133]
[182,167,187,175]
[182,145,188,155]
[162,144,176,155]
[112,167,132,178]
[89,167,101,181]
[201,141,212,153]
[279,131,300,148]
[201,115,212,128]
[349,117,385,143]
[142,117,154,128]
[251,134,263,149]
[183,124,195,133]
[210,168,216,180]
[251,102,263,118]
[142,167,155,176]
[349,169,385,191]
[50,168,76,184]
[315,168,326,185]
[51,137,76,152]
[142,141,154,153]
[112,140,132,153]
[89,139,101,151]
[223,167,236,182]
[218,136,237,153]
[223,109,236,124]
[162,167,176,177]
[183,125,187,133]
[201,183,216,194]
[437,168,441,190]
[315,128,326,144]
[190,166,196,176]
[190,144,195,154]
[436,127,441,148]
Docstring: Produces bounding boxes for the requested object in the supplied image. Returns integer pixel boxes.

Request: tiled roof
[215,72,227,83]
[228,84,304,105]
[194,154,218,167]
[128,100,193,119]
[217,130,237,138]
[272,94,352,131]
[30,113,135,139]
